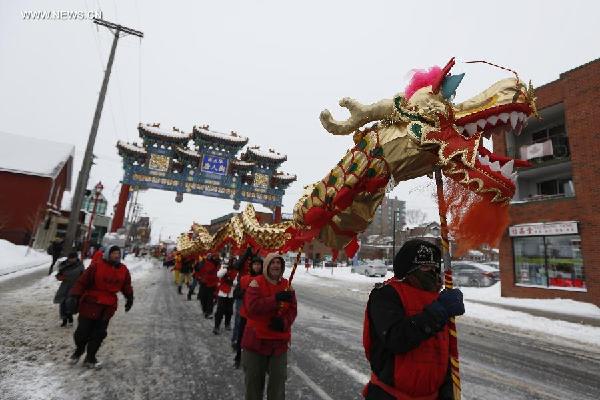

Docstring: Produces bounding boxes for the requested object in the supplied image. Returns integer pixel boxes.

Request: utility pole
[63,18,143,255]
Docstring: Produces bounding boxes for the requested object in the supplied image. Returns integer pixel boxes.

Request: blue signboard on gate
[201,155,228,175]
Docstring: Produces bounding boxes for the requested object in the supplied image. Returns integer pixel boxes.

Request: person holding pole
[362,239,464,400]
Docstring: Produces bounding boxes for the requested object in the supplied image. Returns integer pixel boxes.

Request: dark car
[451,261,499,287]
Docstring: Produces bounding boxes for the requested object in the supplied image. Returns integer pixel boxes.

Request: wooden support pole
[434,166,461,400]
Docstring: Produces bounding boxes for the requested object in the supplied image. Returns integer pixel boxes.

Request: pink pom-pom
[404,66,442,99]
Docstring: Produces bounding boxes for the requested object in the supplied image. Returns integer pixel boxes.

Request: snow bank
[465,302,600,347]
[461,283,600,319]
[0,239,51,276]
[291,266,394,284]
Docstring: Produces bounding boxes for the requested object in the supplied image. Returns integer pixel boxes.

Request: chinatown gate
[111,123,296,232]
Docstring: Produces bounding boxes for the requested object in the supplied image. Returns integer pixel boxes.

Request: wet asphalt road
[2,264,599,399]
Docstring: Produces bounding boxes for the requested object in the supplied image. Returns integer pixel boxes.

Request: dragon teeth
[456,126,465,134]
[477,119,487,129]
[500,160,514,178]
[487,115,499,125]
[499,113,510,123]
[489,161,501,172]
[465,123,478,136]
[510,111,519,129]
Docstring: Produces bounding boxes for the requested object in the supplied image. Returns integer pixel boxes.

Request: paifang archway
[111,123,297,232]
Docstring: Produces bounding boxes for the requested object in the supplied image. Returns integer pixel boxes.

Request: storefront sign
[509,221,578,237]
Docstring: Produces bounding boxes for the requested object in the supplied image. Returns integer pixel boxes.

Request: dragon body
[178,58,537,258]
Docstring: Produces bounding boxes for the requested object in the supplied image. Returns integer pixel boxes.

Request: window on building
[513,234,585,290]
[536,178,574,197]
[529,124,570,160]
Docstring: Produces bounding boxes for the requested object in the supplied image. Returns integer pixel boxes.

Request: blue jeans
[188,277,199,292]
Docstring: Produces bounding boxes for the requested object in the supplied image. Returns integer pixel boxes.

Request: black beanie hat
[108,245,121,255]
[251,256,263,265]
[393,239,441,279]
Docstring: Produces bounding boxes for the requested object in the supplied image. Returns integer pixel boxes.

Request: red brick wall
[0,172,52,244]
[494,59,600,306]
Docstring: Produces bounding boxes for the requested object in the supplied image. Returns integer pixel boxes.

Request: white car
[352,261,388,277]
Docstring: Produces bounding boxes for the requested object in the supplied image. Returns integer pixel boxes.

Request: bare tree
[405,209,428,227]
[25,205,45,255]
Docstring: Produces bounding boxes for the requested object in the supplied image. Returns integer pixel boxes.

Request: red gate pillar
[111,184,130,232]
[273,206,282,223]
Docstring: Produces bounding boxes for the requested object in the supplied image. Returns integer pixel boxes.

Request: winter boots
[61,318,68,327]
[177,285,183,295]
[213,327,220,335]
[68,347,85,365]
[83,356,102,369]
[187,291,192,301]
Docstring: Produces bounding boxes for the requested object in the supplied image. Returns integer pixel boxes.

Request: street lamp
[82,181,104,258]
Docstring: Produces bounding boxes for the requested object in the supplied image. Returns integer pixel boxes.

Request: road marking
[314,350,369,384]
[290,364,335,400]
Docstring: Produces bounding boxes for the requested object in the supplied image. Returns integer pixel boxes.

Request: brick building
[0,132,73,247]
[494,58,600,306]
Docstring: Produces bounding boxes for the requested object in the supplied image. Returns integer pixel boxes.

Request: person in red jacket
[91,247,104,266]
[66,245,134,369]
[199,254,220,319]
[241,253,297,400]
[362,239,464,400]
[233,254,263,369]
[213,258,238,334]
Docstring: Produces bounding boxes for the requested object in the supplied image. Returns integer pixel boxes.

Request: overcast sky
[1,0,598,242]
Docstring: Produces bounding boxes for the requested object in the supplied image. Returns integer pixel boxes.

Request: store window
[514,236,547,286]
[513,234,585,290]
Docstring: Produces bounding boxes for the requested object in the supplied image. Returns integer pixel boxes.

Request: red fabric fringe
[441,178,509,257]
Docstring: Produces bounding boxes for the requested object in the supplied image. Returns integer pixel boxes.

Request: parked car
[352,260,388,277]
[483,261,499,270]
[451,261,500,287]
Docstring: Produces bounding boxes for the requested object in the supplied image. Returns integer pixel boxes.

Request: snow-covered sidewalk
[0,239,51,277]
[0,256,158,400]
[293,266,600,347]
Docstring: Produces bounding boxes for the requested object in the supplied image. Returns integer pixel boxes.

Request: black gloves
[125,296,134,312]
[436,288,465,318]
[269,316,285,332]
[65,296,79,315]
[275,290,294,303]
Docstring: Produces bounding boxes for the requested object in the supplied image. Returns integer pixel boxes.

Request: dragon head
[296,58,538,256]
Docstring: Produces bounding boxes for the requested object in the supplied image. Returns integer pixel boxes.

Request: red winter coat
[241,274,297,356]
[238,274,253,318]
[199,259,219,287]
[218,269,238,296]
[70,258,133,321]
[91,249,104,265]
[363,279,449,399]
